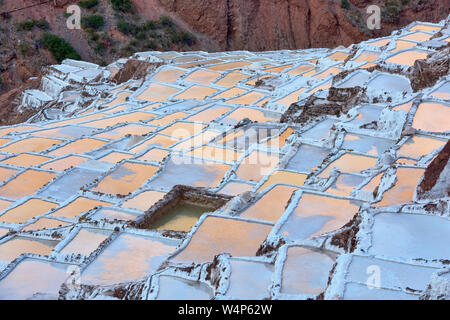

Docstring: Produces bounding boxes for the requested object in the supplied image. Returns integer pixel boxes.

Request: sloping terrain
[0,17,448,300]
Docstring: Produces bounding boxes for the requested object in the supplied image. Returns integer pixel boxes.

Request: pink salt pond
[280,193,360,240]
[412,102,450,132]
[172,216,272,264]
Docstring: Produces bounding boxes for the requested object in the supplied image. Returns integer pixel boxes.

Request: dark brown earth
[0,76,42,126]
[410,46,450,92]
[418,140,450,196]
[330,212,361,252]
[280,86,367,124]
[112,59,164,84]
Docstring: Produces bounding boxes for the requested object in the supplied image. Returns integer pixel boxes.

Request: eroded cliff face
[156,0,449,51]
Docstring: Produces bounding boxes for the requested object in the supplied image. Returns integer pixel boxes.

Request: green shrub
[78,0,99,9]
[135,31,147,40]
[18,42,32,56]
[143,20,157,30]
[180,31,195,46]
[169,30,181,44]
[159,16,175,28]
[144,40,157,50]
[385,1,399,18]
[18,20,35,31]
[35,19,50,30]
[117,20,134,35]
[18,19,50,31]
[41,33,81,62]
[110,0,134,12]
[341,0,350,10]
[81,15,105,30]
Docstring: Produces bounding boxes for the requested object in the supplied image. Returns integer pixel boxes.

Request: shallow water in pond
[156,276,213,300]
[150,203,210,232]
[367,74,412,92]
[0,258,71,300]
[412,102,450,132]
[281,246,335,295]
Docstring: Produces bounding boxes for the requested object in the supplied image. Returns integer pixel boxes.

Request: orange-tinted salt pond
[121,190,166,211]
[280,193,360,240]
[174,85,217,100]
[430,82,450,100]
[227,91,266,105]
[391,40,416,52]
[0,198,58,224]
[240,185,298,222]
[386,50,429,66]
[412,102,450,132]
[206,61,252,71]
[274,88,305,106]
[101,92,131,108]
[235,151,279,182]
[318,153,378,178]
[188,145,242,162]
[93,162,159,196]
[60,228,112,256]
[172,216,272,264]
[397,135,446,158]
[50,197,112,219]
[256,170,306,192]
[218,181,254,196]
[375,167,424,207]
[213,87,247,100]
[136,83,180,102]
[0,170,56,200]
[326,173,366,197]
[39,155,89,171]
[264,127,295,148]
[0,236,58,263]
[49,138,108,156]
[341,134,394,156]
[148,112,189,126]
[136,148,170,162]
[1,153,52,167]
[89,208,141,221]
[151,68,186,82]
[22,218,70,232]
[400,31,432,42]
[82,112,156,129]
[214,72,251,87]
[98,151,133,163]
[184,70,221,85]
[158,122,206,139]
[220,107,279,126]
[0,137,63,154]
[286,64,314,75]
[186,105,231,122]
